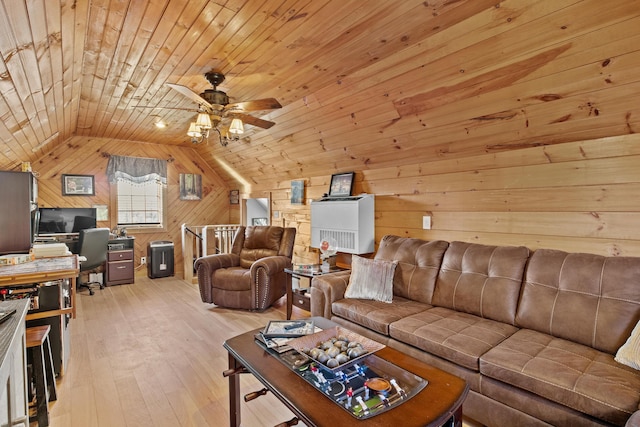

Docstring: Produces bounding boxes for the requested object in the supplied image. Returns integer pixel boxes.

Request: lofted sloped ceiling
[1,0,640,188]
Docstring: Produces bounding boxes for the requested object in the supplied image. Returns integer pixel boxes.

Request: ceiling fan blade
[233,113,276,129]
[166,83,214,111]
[131,105,195,111]
[225,98,282,112]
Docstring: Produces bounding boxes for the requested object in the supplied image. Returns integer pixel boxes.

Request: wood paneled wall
[256,134,640,264]
[31,132,640,277]
[33,136,231,276]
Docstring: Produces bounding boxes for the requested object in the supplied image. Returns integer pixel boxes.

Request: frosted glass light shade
[187,122,200,137]
[229,118,244,134]
[195,113,212,129]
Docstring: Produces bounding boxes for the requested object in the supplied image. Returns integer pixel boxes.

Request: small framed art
[179,173,202,200]
[329,172,354,197]
[62,174,95,196]
[229,189,240,204]
[291,179,304,204]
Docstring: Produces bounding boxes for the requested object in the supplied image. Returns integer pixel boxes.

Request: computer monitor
[37,207,97,237]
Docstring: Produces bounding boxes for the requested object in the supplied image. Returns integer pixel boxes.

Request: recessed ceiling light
[155,121,167,129]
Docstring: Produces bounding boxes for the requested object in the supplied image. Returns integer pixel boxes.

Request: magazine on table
[256,319,319,353]
[263,319,315,338]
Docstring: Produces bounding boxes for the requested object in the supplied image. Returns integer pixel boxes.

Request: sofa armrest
[310,270,352,319]
[194,253,240,303]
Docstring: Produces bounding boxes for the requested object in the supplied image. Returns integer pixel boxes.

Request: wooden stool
[26,325,57,427]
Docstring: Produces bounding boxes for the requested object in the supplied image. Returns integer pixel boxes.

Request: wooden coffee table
[223,317,468,427]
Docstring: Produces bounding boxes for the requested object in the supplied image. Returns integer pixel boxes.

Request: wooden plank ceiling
[1,0,639,188]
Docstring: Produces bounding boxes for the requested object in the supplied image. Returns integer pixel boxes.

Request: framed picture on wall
[291,180,304,204]
[62,174,95,196]
[329,172,354,197]
[179,173,202,200]
[229,189,239,205]
[252,218,268,226]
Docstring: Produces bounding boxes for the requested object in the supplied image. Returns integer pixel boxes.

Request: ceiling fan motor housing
[200,89,229,106]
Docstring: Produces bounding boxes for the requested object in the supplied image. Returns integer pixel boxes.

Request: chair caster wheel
[89,289,94,296]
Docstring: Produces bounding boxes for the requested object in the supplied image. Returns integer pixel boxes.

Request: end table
[284,265,348,319]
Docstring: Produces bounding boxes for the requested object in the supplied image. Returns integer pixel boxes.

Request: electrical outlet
[140,256,146,265]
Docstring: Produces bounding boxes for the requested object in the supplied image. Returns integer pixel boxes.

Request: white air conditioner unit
[310,194,374,254]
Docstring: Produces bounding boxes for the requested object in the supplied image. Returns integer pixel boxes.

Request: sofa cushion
[480,328,640,426]
[344,255,397,302]
[432,242,530,324]
[374,235,449,304]
[516,249,640,354]
[389,306,519,371]
[331,296,431,336]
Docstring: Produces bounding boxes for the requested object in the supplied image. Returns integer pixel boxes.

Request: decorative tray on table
[257,325,428,419]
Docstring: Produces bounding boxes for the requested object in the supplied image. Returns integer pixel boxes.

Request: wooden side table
[284,266,348,319]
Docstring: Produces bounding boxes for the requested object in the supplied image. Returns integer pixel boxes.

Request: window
[106,155,168,231]
[116,177,164,227]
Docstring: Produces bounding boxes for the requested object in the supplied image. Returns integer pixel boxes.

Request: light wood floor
[42,275,479,427]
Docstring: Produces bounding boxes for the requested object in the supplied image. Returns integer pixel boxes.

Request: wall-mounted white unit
[310,194,374,254]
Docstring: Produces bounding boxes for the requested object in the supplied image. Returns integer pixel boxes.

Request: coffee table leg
[285,273,293,319]
[228,353,241,427]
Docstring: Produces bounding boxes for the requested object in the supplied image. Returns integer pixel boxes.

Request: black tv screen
[37,207,97,236]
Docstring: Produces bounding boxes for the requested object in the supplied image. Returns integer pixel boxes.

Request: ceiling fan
[166,71,282,146]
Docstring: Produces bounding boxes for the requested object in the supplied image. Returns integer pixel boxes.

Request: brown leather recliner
[194,225,296,311]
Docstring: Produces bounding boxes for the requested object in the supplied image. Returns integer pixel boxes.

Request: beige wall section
[33,136,232,276]
[257,134,640,264]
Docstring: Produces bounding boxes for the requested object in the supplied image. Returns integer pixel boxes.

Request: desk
[0,299,30,427]
[0,255,78,320]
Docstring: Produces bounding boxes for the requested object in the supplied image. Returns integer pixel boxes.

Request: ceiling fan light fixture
[187,122,201,138]
[195,112,212,129]
[229,118,244,135]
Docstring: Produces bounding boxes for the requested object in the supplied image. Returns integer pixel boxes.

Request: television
[37,207,97,237]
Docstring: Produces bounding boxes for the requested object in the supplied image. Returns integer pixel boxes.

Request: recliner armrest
[310,271,351,319]
[250,255,292,276]
[194,253,241,273]
[194,253,241,303]
[250,256,292,310]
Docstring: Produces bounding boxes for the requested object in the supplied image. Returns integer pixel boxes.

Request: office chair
[77,228,109,295]
[71,215,96,233]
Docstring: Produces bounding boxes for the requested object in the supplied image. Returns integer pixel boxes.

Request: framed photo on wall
[252,218,268,226]
[179,173,202,200]
[329,172,354,197]
[229,189,240,205]
[291,179,304,204]
[62,174,95,196]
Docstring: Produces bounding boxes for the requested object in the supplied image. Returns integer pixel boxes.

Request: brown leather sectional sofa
[310,235,640,426]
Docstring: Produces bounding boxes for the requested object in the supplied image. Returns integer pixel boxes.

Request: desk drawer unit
[106,249,134,286]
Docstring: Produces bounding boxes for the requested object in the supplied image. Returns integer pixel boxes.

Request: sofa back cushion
[374,235,449,304]
[516,249,640,354]
[432,242,530,325]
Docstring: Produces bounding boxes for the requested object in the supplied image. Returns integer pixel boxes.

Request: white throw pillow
[344,255,397,303]
[615,320,640,370]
